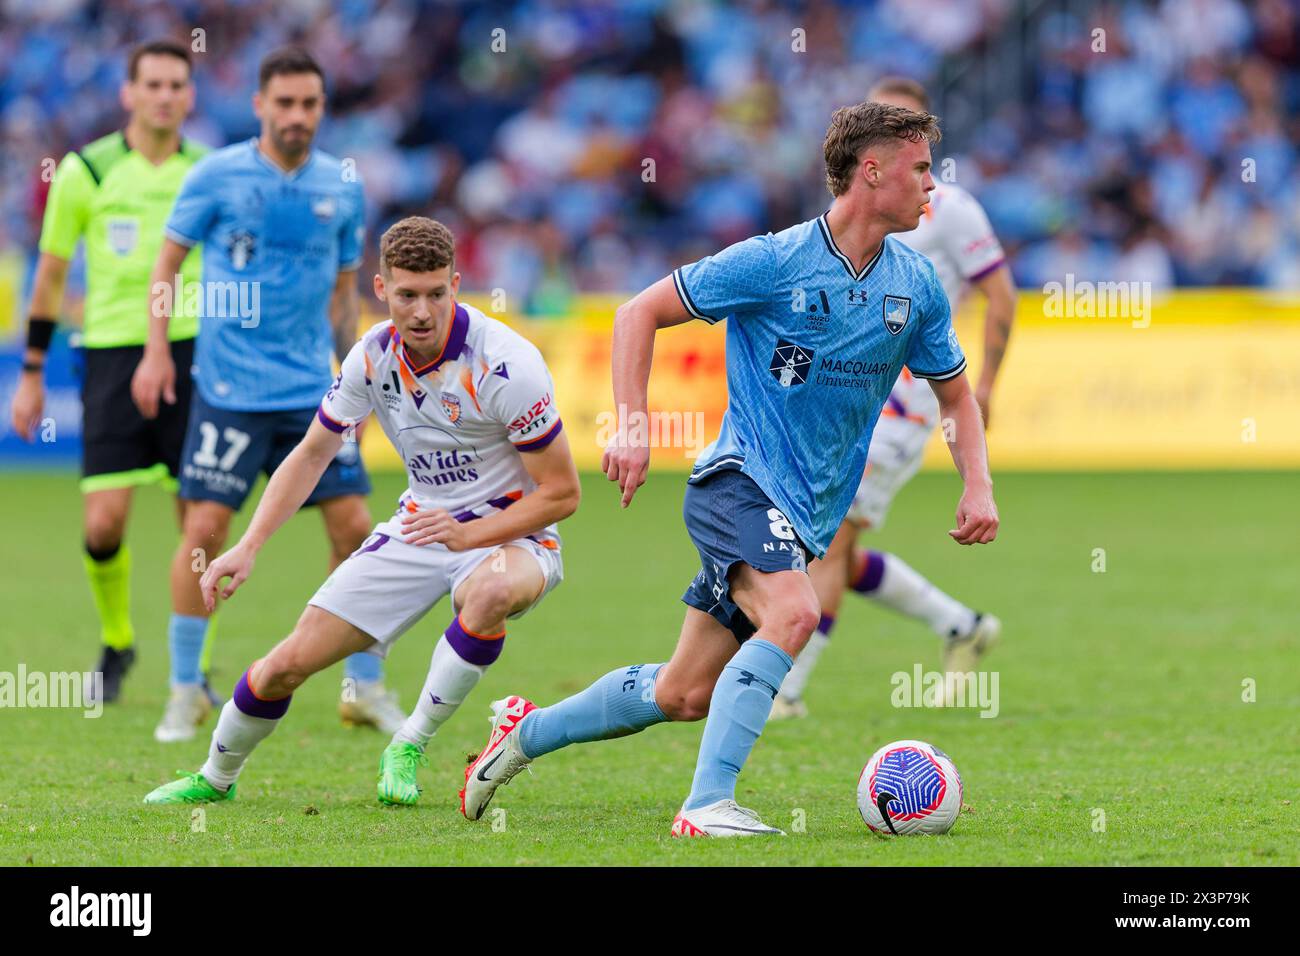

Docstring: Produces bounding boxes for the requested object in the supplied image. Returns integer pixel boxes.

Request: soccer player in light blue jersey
[131,48,399,742]
[461,102,999,836]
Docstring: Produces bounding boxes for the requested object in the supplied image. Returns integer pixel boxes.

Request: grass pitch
[1,469,1296,866]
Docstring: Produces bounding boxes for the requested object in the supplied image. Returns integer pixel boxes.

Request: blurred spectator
[1,0,1297,319]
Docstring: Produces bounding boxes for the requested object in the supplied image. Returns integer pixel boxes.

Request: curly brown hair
[822,102,941,197]
[380,217,456,275]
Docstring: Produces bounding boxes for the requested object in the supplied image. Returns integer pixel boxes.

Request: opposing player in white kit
[142,217,580,806]
[772,78,1016,718]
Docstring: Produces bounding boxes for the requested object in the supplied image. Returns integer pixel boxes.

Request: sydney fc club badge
[883,294,911,335]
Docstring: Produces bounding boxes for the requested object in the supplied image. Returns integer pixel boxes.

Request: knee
[458,569,515,630]
[762,599,821,657]
[255,644,311,697]
[84,513,126,554]
[655,681,712,722]
[184,507,230,552]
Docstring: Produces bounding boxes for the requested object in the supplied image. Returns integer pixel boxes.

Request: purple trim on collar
[373,324,395,352]
[444,303,471,364]
[404,304,471,377]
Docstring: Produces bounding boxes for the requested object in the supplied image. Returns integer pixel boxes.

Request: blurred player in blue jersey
[461,102,999,836]
[131,47,399,742]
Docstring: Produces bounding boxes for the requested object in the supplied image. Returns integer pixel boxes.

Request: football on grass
[858,739,963,835]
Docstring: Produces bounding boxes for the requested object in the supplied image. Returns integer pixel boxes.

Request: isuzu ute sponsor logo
[509,394,553,432]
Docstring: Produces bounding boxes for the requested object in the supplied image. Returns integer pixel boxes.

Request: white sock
[392,636,487,748]
[201,700,281,789]
[778,630,830,702]
[871,552,976,638]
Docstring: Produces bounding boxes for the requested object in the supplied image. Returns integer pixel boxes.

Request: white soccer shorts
[307,517,563,657]
[846,417,932,529]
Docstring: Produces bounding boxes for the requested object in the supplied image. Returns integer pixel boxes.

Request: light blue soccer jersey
[673,213,966,557]
[165,139,365,410]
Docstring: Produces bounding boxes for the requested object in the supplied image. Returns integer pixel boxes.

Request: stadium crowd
[1,0,1297,315]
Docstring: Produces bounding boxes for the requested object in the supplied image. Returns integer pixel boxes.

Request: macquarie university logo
[768,340,814,387]
[882,294,911,335]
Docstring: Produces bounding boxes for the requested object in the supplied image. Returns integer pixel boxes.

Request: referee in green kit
[10,38,209,703]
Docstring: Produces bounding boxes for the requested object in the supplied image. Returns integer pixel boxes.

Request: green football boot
[377,741,427,806]
[143,771,236,805]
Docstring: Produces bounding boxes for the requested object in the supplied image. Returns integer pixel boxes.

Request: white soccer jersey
[317,303,564,547]
[896,183,1005,305]
[887,184,1006,428]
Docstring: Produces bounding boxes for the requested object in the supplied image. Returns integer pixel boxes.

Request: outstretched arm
[603,275,693,507]
[198,418,346,607]
[930,371,998,545]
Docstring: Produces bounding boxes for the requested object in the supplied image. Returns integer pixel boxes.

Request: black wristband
[26,317,56,353]
[22,360,45,373]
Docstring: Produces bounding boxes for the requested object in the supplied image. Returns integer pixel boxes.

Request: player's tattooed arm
[131,238,192,419]
[604,275,694,508]
[930,371,998,546]
[402,430,581,551]
[199,419,345,607]
[330,269,361,365]
[971,264,1015,429]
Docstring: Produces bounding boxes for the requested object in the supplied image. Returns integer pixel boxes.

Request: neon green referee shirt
[38,131,209,349]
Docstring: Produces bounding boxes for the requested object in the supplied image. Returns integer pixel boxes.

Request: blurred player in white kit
[143,217,580,806]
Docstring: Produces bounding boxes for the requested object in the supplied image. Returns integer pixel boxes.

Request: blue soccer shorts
[178,391,370,510]
[680,468,810,643]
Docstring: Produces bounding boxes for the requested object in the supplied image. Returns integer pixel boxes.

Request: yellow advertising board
[357,290,1300,472]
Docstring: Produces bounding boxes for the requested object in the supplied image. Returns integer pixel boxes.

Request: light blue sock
[684,638,792,811]
[168,614,209,686]
[345,651,383,683]
[518,663,666,759]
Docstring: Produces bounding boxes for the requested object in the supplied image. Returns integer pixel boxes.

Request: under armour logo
[736,670,779,698]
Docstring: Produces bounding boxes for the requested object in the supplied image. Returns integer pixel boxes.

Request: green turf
[0,469,1296,865]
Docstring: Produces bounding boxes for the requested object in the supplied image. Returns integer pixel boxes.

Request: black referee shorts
[79,337,195,493]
